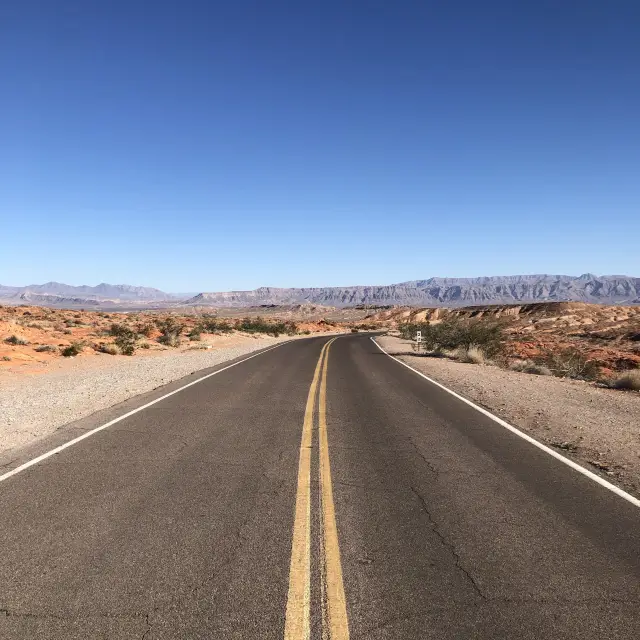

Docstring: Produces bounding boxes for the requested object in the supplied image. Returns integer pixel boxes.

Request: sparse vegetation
[34,344,58,353]
[4,335,29,346]
[156,317,185,347]
[456,344,486,365]
[509,359,552,376]
[109,325,138,355]
[100,343,120,355]
[200,316,233,334]
[237,317,297,337]
[136,322,155,338]
[400,319,505,358]
[534,347,601,381]
[612,370,640,391]
[61,342,84,357]
[188,326,202,341]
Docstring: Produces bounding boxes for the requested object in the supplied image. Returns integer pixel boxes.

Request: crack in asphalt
[408,437,440,477]
[409,485,487,600]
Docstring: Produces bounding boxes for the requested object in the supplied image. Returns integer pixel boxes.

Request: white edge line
[371,336,640,509]
[0,341,293,484]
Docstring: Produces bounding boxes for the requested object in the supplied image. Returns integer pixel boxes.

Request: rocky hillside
[185,275,640,308]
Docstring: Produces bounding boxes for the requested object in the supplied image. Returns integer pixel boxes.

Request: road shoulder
[376,335,640,498]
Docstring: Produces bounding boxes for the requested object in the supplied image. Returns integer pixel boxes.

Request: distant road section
[1,335,638,638]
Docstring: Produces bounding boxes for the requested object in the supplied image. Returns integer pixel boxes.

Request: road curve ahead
[0,335,639,639]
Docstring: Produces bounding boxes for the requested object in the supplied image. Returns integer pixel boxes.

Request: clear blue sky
[2,0,639,292]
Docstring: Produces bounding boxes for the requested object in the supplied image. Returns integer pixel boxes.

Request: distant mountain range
[0,282,174,307]
[1,275,638,308]
[184,275,640,307]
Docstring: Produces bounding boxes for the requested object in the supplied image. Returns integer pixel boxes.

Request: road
[0,334,639,638]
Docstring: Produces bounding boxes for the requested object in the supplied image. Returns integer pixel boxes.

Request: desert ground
[2,301,638,495]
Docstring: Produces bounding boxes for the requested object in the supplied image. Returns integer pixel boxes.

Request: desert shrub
[534,347,601,380]
[303,330,311,335]
[100,343,120,355]
[351,328,359,333]
[457,344,486,364]
[200,316,233,333]
[400,319,505,358]
[136,322,155,338]
[156,317,184,347]
[509,359,552,376]
[34,344,58,353]
[4,335,29,345]
[61,342,84,357]
[2,355,11,361]
[27,322,43,329]
[188,326,202,341]
[139,341,150,349]
[237,317,296,337]
[107,326,137,355]
[612,370,640,391]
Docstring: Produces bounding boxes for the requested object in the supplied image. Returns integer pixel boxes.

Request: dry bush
[61,342,84,357]
[4,335,29,345]
[613,370,640,391]
[34,345,58,353]
[509,359,553,376]
[100,343,120,355]
[534,347,601,380]
[455,344,486,364]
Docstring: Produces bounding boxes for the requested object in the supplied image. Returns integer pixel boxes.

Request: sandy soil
[377,335,640,497]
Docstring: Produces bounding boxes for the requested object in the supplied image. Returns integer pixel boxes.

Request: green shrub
[110,326,138,355]
[4,335,29,345]
[237,317,296,337]
[188,326,202,341]
[200,315,233,333]
[61,342,84,357]
[399,319,505,358]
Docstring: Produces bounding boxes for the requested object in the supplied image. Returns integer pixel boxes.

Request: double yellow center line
[284,338,349,640]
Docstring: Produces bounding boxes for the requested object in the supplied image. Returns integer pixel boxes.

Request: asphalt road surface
[1,334,638,639]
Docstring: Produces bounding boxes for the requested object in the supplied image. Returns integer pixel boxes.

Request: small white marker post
[415,330,422,343]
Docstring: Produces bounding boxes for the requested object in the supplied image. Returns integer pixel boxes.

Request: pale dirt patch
[377,335,640,497]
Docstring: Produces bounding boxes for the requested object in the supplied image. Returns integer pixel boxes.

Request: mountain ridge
[1,275,638,308]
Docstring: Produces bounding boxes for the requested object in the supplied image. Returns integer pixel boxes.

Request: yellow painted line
[284,340,331,640]
[318,338,350,639]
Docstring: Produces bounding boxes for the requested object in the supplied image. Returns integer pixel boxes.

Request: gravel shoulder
[377,335,640,497]
[0,334,323,459]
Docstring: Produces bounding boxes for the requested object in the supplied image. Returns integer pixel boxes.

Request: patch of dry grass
[612,370,640,391]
